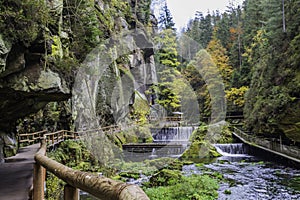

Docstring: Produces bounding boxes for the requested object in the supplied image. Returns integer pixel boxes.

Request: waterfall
[149,148,157,158]
[122,126,197,161]
[214,143,250,157]
[152,126,196,143]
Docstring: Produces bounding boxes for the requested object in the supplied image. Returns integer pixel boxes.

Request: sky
[165,0,244,31]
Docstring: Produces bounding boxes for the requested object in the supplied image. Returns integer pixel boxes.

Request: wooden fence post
[64,184,79,200]
[33,163,45,200]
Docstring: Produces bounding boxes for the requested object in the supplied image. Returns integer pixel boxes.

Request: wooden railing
[34,141,149,200]
[26,125,149,199]
[18,125,121,147]
[18,130,47,147]
[148,116,183,122]
[44,130,80,147]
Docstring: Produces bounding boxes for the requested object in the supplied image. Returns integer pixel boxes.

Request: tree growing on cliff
[158,2,176,30]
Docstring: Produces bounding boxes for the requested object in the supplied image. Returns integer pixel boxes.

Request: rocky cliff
[0,0,156,160]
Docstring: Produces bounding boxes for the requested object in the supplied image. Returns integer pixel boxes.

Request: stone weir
[151,126,197,143]
[122,126,197,161]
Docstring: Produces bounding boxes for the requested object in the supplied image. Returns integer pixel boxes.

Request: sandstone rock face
[0,132,16,162]
[0,38,70,159]
[0,43,71,130]
[0,0,157,159]
[71,0,159,131]
[0,34,12,74]
[73,28,157,129]
[73,0,158,129]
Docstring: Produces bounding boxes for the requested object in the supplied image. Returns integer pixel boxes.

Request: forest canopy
[154,0,300,143]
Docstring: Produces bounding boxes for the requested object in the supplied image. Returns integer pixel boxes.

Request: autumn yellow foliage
[225,86,249,107]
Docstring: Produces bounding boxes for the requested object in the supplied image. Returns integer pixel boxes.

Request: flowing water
[82,140,300,199]
[151,126,196,143]
[123,126,196,161]
[124,131,300,200]
[183,143,300,200]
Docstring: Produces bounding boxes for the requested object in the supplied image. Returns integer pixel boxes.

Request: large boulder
[0,67,70,130]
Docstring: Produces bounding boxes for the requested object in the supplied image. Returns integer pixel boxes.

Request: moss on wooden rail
[34,141,149,200]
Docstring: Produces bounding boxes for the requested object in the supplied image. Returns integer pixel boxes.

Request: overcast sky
[166,0,244,30]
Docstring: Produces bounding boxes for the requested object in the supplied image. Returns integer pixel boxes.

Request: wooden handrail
[18,125,120,147]
[18,130,47,147]
[34,141,149,200]
[76,125,120,134]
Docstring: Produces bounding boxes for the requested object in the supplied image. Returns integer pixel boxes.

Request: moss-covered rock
[135,126,153,143]
[181,123,231,160]
[109,125,153,148]
[144,157,180,170]
[149,169,183,187]
[31,69,69,93]
[119,171,140,179]
[181,140,221,160]
[190,122,233,143]
[0,132,17,158]
[109,128,138,147]
[218,125,234,143]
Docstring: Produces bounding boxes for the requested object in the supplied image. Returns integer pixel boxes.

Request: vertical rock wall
[0,0,157,159]
[73,0,157,129]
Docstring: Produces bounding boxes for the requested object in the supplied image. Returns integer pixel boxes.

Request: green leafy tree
[206,32,233,89]
[225,86,248,114]
[184,49,226,122]
[0,0,50,46]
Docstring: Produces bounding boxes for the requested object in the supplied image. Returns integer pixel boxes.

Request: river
[183,143,300,200]
[82,128,300,199]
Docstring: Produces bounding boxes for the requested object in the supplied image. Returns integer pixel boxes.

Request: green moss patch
[144,174,219,200]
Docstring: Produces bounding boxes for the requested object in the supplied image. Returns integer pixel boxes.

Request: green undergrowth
[144,174,219,200]
[112,158,220,200]
[110,157,184,181]
[46,140,222,200]
[46,140,116,199]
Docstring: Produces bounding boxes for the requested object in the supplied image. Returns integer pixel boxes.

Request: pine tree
[158,2,175,30]
[184,12,213,48]
[243,0,296,136]
[154,29,181,114]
